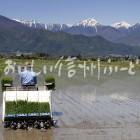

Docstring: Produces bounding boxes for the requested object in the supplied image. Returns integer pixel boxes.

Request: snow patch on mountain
[75,18,100,27]
[112,21,131,29]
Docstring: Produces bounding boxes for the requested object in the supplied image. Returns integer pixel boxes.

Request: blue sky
[0,0,140,25]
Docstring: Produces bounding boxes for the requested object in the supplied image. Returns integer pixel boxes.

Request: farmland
[0,58,140,139]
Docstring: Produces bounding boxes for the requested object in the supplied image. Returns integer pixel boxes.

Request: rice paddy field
[0,58,140,140]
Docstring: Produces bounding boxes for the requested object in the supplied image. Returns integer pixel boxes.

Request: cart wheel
[10,122,17,130]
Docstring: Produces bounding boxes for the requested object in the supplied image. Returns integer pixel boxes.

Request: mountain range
[15,18,140,47]
[0,15,140,57]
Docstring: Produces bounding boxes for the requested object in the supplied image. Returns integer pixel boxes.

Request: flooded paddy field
[52,89,140,140]
[52,72,140,140]
[0,59,140,140]
[0,128,53,140]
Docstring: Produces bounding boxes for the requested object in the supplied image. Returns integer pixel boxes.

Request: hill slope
[0,15,140,56]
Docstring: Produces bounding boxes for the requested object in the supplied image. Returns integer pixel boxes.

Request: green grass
[5,101,50,115]
[45,75,55,83]
[1,76,13,91]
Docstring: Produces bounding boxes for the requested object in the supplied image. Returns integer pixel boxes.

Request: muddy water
[52,72,140,140]
[1,129,53,140]
[1,71,140,140]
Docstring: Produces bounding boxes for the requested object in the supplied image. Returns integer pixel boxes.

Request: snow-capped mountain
[14,19,37,27]
[2,14,140,57]
[15,19,48,29]
[75,18,100,27]
[112,21,131,29]
[13,18,140,46]
[130,23,140,30]
[14,19,71,31]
